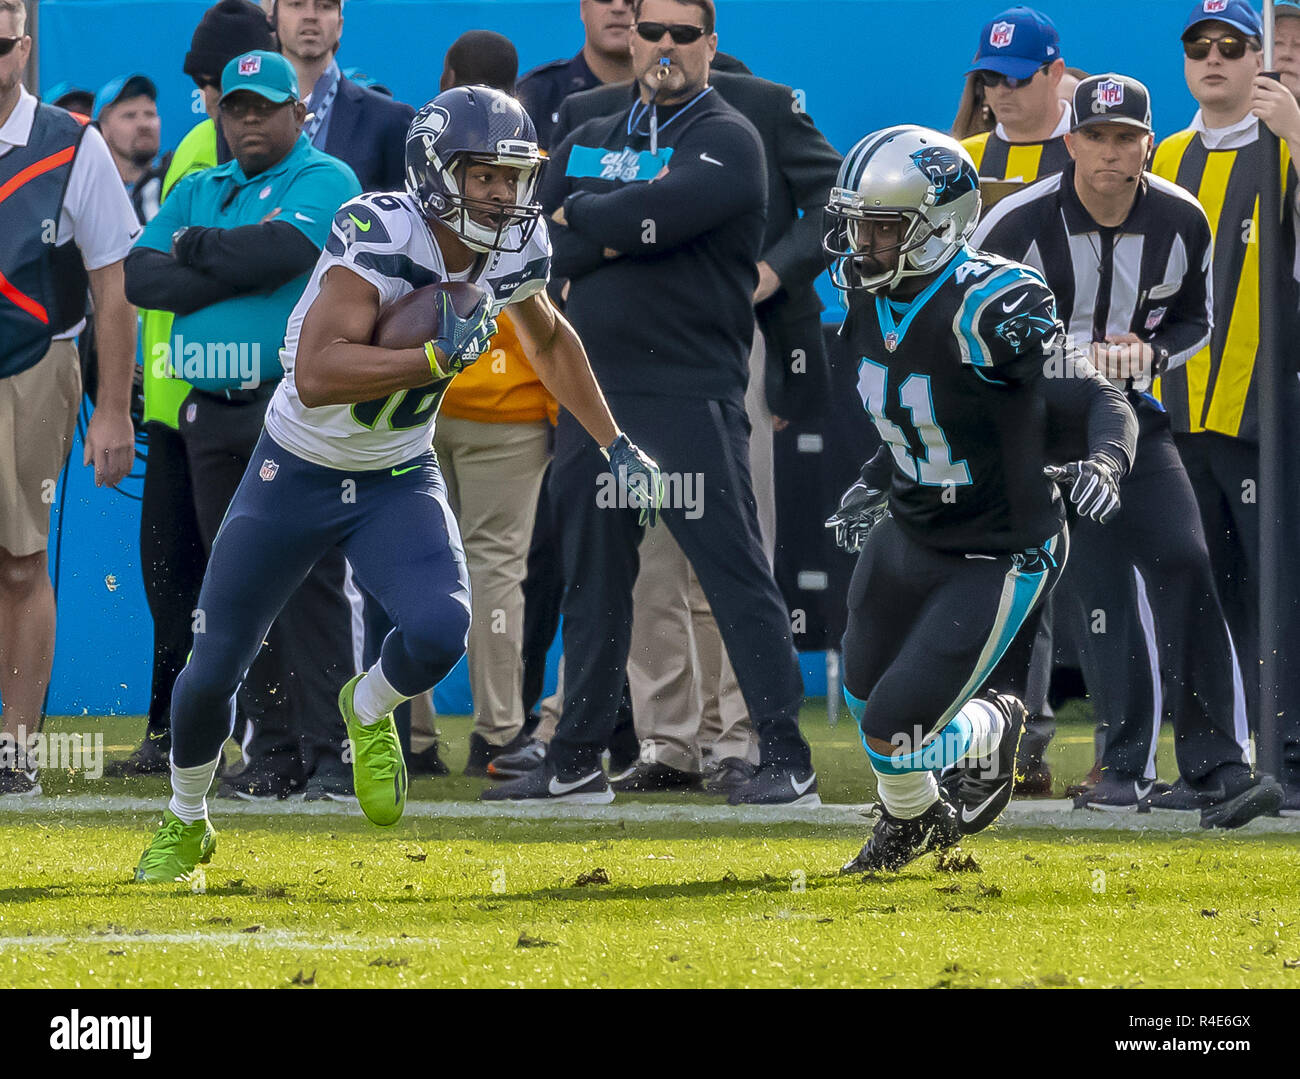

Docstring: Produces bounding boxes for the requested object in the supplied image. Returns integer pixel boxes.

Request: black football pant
[179,388,356,784]
[842,516,1065,744]
[548,394,810,778]
[1062,412,1248,786]
[139,421,206,740]
[1176,430,1300,787]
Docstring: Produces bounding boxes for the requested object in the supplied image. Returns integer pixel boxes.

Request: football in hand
[370,281,489,349]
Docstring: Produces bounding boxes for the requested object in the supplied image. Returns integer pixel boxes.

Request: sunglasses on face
[1183,35,1257,61]
[634,21,707,45]
[0,36,22,58]
[975,63,1051,91]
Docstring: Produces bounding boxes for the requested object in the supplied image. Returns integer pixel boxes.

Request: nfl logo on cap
[1204,0,1228,11]
[259,459,279,482]
[1097,80,1125,107]
[238,54,261,76]
[990,20,1015,47]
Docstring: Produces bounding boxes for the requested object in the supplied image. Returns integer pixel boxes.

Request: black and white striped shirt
[971,163,1213,384]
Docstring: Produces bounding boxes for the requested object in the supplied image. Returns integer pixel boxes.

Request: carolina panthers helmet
[405,85,545,254]
[824,125,981,293]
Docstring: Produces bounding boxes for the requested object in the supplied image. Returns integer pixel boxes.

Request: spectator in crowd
[486,0,817,806]
[975,74,1281,828]
[1154,0,1300,810]
[112,0,276,778]
[551,51,840,794]
[961,6,1072,182]
[424,31,554,776]
[93,75,166,222]
[952,73,996,141]
[124,50,362,801]
[0,0,140,793]
[45,81,93,116]
[271,0,413,191]
[1276,0,1300,100]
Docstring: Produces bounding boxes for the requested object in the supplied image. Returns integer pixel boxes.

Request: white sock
[352,661,409,726]
[955,697,1005,763]
[871,767,939,819]
[168,756,220,824]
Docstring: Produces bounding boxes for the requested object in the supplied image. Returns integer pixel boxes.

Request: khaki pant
[0,340,82,557]
[625,329,774,771]
[429,415,550,745]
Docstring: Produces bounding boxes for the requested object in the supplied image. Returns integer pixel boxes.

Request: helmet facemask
[412,140,546,254]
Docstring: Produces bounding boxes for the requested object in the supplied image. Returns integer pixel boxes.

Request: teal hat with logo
[219,49,299,105]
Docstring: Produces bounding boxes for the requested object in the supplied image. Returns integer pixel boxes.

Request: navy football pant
[170,431,471,769]
[842,516,1066,744]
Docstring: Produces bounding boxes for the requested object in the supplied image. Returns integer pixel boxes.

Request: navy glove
[603,433,665,526]
[1044,455,1122,524]
[425,291,497,379]
[825,478,889,554]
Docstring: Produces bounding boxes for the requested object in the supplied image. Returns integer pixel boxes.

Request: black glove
[824,478,889,554]
[1044,455,1122,524]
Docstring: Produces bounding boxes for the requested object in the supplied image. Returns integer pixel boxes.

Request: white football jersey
[264,190,551,471]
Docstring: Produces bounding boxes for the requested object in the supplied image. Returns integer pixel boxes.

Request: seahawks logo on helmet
[910,147,977,205]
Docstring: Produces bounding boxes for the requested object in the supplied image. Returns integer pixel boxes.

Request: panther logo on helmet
[910,147,977,205]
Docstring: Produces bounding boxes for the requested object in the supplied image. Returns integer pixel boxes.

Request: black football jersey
[845,246,1133,554]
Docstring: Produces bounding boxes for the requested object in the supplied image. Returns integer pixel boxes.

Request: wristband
[424,340,447,379]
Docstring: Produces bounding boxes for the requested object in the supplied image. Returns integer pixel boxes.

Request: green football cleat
[133,810,217,882]
[339,674,408,826]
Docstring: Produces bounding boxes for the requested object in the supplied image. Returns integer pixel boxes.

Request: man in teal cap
[124,49,362,804]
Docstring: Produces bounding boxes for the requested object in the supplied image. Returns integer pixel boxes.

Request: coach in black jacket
[484,0,816,806]
[552,68,839,421]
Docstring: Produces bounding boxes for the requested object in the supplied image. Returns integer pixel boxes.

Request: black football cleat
[840,795,961,875]
[726,764,820,806]
[104,729,171,777]
[939,692,1025,835]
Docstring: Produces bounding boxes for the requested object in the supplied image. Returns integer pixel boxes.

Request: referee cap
[1182,0,1262,40]
[1071,74,1153,133]
[967,6,1061,79]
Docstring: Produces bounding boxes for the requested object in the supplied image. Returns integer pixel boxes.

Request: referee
[975,74,1282,828]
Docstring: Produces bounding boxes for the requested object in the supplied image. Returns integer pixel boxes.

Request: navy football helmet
[405,85,545,254]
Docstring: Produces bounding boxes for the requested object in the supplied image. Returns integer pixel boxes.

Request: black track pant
[1062,412,1248,784]
[843,516,1065,744]
[139,421,206,738]
[548,393,810,777]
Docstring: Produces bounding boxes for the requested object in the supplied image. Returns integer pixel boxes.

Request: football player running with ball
[134,86,662,882]
[823,127,1137,875]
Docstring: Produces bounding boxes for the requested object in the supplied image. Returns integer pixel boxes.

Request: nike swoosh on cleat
[791,773,816,796]
[961,782,1008,824]
[548,771,602,796]
[391,465,420,476]
[1001,294,1028,313]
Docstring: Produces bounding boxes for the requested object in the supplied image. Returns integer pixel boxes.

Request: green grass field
[1,705,1296,989]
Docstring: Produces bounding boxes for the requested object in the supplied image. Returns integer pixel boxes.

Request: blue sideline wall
[34,0,1209,713]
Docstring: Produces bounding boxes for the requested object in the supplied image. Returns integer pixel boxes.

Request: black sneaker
[840,795,960,875]
[104,729,171,777]
[610,760,702,793]
[216,762,300,801]
[1280,785,1300,817]
[605,753,640,783]
[1199,766,1284,830]
[479,759,613,804]
[302,770,357,803]
[464,730,531,778]
[0,767,41,796]
[726,764,820,806]
[1073,773,1154,812]
[704,757,757,795]
[408,742,450,777]
[487,738,546,780]
[940,692,1025,835]
[1142,777,1207,812]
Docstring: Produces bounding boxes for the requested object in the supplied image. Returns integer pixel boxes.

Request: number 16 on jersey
[857,359,972,487]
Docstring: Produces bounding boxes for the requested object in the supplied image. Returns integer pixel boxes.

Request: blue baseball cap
[91,73,157,121]
[1182,0,1262,39]
[219,49,299,105]
[968,6,1062,79]
[44,81,94,113]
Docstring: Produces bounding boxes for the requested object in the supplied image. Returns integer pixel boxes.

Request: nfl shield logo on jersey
[1096,80,1125,108]
[885,332,900,352]
[989,21,1015,48]
[259,459,279,482]
[238,54,261,76]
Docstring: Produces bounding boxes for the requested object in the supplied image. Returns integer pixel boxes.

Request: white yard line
[0,929,442,951]
[0,793,1295,832]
